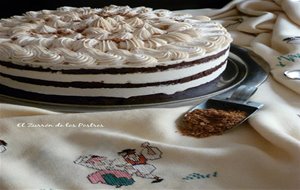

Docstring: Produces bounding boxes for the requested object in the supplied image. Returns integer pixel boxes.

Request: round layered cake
[0,5,232,105]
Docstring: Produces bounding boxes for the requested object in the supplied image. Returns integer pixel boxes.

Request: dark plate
[0,45,268,112]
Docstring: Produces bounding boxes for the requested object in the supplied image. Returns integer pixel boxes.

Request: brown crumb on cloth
[178,108,247,138]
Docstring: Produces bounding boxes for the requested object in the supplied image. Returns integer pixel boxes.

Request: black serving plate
[0,45,269,112]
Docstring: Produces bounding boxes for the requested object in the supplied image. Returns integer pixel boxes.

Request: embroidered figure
[74,142,163,188]
[74,155,135,188]
[283,36,300,44]
[0,139,7,153]
[118,142,163,183]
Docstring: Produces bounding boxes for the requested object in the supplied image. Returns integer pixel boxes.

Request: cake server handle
[227,85,257,102]
[210,85,264,109]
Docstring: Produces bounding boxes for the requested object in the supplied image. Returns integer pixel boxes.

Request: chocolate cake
[0,5,232,105]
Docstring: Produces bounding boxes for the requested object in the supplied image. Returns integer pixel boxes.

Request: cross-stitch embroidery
[277,53,300,67]
[283,36,300,44]
[224,17,244,29]
[0,139,7,153]
[74,142,163,188]
[277,36,300,66]
[182,171,218,181]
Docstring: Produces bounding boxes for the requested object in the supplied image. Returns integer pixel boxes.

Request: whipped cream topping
[0,5,232,68]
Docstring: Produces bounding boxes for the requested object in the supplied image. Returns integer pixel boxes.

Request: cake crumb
[178,108,247,138]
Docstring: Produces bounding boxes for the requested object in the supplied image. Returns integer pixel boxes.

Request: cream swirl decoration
[0,5,232,68]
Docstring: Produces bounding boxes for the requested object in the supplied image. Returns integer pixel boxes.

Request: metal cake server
[187,85,264,128]
[182,45,268,133]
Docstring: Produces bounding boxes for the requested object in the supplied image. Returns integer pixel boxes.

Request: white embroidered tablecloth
[1,0,300,189]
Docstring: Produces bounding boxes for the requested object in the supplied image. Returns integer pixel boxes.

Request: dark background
[1,0,231,18]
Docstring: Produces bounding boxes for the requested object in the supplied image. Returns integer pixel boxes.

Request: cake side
[0,46,229,98]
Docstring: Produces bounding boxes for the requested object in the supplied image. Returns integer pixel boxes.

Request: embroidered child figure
[0,139,7,153]
[74,155,135,188]
[74,142,163,188]
[118,142,164,183]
